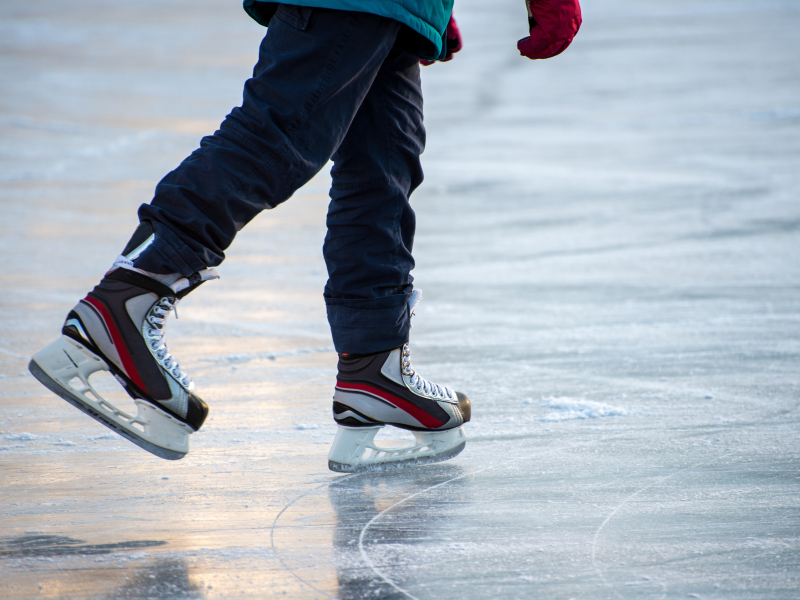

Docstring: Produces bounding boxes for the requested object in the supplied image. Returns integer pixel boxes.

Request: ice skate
[328,323,471,472]
[28,225,218,460]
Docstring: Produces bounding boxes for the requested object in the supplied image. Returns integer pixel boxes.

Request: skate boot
[28,225,218,460]
[328,330,471,473]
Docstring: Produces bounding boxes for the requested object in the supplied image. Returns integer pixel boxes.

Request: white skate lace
[400,343,455,400]
[144,297,193,390]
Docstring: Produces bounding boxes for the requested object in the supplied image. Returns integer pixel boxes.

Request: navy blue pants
[136,6,425,354]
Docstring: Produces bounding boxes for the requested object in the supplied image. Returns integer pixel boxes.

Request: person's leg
[321,45,471,473]
[134,5,405,276]
[323,45,425,355]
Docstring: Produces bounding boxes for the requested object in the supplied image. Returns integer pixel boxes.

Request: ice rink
[2,0,800,598]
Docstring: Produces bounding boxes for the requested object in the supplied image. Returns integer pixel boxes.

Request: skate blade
[327,425,466,473]
[29,336,192,461]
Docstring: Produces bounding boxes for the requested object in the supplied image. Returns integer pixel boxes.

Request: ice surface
[2,0,800,598]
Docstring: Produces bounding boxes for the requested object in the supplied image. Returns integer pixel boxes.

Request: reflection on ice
[103,558,205,600]
[329,466,469,599]
[0,536,202,600]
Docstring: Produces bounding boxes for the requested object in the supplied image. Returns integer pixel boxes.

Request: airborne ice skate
[29,229,218,460]
[328,339,471,473]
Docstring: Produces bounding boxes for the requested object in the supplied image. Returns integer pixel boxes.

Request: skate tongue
[109,256,220,294]
[111,255,135,271]
[170,269,220,294]
[110,255,180,285]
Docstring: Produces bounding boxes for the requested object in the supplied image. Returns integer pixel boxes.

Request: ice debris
[539,397,627,422]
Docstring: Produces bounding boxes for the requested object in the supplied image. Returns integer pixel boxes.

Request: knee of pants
[326,178,417,251]
[323,182,416,299]
[330,145,424,200]
[330,109,425,201]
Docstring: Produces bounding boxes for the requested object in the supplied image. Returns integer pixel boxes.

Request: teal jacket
[243,0,454,60]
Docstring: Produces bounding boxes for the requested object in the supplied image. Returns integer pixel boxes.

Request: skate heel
[327,425,467,473]
[29,336,192,460]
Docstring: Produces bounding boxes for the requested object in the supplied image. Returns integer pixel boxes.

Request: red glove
[518,0,582,60]
[421,15,463,66]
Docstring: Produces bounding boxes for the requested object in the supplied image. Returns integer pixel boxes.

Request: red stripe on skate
[335,381,444,429]
[83,296,147,393]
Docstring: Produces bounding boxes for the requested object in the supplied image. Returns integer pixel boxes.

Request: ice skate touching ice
[28,227,218,460]
[328,295,471,472]
[328,344,471,472]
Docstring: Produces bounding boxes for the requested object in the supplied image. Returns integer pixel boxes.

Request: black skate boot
[29,224,218,460]
[328,314,471,472]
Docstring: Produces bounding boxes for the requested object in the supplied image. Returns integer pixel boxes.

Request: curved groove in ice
[269,474,358,600]
[590,452,734,599]
[355,440,596,597]
[357,467,492,600]
[355,434,634,598]
[269,432,745,600]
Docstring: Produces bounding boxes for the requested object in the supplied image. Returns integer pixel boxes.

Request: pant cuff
[325,291,411,354]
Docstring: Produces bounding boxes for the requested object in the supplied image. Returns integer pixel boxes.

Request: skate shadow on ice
[329,464,471,600]
[0,534,166,558]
